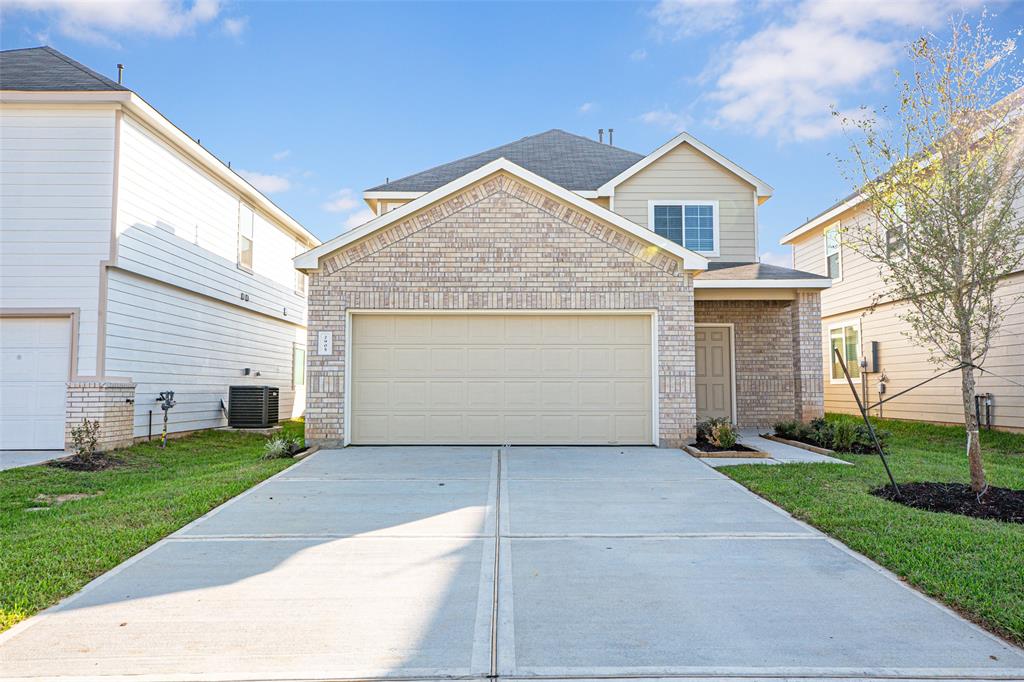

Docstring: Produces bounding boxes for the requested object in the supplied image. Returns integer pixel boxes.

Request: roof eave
[779,194,864,245]
[693,278,831,289]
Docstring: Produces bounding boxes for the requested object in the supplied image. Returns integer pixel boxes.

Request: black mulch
[690,441,760,453]
[48,454,124,472]
[872,482,1024,524]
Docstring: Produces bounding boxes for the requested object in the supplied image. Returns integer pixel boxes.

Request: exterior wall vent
[228,385,280,428]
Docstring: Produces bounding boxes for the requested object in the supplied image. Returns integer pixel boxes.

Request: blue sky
[3,0,1022,263]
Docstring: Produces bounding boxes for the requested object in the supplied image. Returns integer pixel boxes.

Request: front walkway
[1,446,1021,680]
[704,429,850,468]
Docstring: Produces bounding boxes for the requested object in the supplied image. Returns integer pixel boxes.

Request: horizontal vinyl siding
[613,143,757,262]
[0,106,114,375]
[115,113,307,326]
[823,271,1024,431]
[105,269,305,437]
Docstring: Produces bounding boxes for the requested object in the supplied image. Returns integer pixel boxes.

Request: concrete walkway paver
[1,444,1022,681]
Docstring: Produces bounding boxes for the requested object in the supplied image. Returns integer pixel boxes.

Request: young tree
[835,15,1024,494]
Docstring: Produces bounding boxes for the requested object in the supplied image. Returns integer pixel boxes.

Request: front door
[695,325,733,422]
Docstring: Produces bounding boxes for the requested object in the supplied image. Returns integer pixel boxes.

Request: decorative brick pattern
[791,291,825,421]
[695,301,796,427]
[307,171,697,447]
[65,381,136,451]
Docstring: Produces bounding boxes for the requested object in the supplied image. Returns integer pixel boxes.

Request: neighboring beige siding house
[782,194,1024,432]
[298,130,830,447]
[0,47,319,451]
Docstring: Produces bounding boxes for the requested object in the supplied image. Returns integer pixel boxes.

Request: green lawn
[0,419,304,633]
[724,413,1024,645]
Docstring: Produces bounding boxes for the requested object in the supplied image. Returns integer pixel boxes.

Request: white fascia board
[362,191,427,200]
[596,131,774,199]
[295,157,709,272]
[780,194,864,245]
[0,90,321,247]
[693,278,832,289]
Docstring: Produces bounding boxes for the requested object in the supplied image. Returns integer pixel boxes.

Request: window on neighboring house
[824,226,841,279]
[829,322,861,382]
[651,201,718,254]
[886,227,908,258]
[238,204,254,271]
[292,343,306,387]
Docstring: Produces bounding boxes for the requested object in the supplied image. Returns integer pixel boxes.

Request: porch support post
[791,290,824,421]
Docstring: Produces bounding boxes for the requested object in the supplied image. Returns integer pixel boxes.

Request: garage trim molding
[695,322,737,423]
[342,309,659,446]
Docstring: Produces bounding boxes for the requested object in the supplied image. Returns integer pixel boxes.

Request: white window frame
[238,203,255,273]
[292,342,306,388]
[647,199,720,257]
[827,318,862,384]
[823,223,842,282]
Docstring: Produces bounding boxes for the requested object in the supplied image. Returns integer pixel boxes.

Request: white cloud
[5,0,222,45]
[649,0,740,39]
[272,149,291,161]
[640,109,689,132]
[760,250,792,267]
[630,48,648,61]
[343,208,376,231]
[322,188,359,213]
[578,102,594,114]
[703,0,986,142]
[237,169,290,194]
[221,16,247,38]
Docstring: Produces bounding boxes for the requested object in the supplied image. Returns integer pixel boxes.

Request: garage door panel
[350,314,652,445]
[1,318,70,450]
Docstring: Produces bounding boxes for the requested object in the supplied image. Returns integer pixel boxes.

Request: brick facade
[791,291,825,421]
[65,380,136,451]
[307,172,697,447]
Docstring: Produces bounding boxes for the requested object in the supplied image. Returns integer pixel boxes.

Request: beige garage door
[350,314,652,445]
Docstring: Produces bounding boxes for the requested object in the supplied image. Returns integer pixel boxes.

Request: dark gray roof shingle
[0,46,126,92]
[367,129,644,192]
[701,262,830,281]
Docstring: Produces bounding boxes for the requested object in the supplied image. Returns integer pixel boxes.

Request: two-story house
[782,193,1024,432]
[297,130,831,447]
[0,47,320,451]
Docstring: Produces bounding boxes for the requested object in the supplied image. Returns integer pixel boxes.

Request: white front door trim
[342,309,659,446]
[694,323,737,423]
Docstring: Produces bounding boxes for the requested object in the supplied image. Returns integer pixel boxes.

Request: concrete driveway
[2,446,1022,681]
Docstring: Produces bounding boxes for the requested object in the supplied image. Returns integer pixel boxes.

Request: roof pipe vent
[598,128,604,144]
[608,128,614,146]
[116,63,124,84]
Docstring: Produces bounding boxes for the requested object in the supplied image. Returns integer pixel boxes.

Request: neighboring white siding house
[0,47,319,449]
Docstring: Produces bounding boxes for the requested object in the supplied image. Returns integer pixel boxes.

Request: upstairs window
[238,204,254,271]
[824,226,841,280]
[829,321,861,383]
[650,201,718,255]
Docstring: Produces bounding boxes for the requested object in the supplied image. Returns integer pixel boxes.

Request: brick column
[791,291,824,421]
[65,381,136,451]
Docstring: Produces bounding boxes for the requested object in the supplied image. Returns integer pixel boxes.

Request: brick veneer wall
[695,300,796,427]
[791,291,825,421]
[65,380,136,451]
[306,171,697,447]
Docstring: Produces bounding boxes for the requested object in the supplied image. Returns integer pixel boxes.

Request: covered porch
[693,262,830,429]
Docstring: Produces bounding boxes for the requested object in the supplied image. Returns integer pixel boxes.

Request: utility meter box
[862,341,880,374]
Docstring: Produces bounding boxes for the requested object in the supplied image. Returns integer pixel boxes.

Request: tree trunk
[960,362,987,494]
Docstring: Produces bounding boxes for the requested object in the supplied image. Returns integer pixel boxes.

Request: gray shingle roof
[0,46,126,92]
[367,129,644,192]
[701,262,830,280]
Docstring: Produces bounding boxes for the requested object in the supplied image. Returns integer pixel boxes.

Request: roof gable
[299,158,708,272]
[596,131,773,199]
[366,129,644,193]
[0,46,126,92]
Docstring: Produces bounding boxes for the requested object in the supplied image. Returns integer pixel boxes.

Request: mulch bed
[48,454,124,472]
[690,441,760,454]
[872,482,1024,524]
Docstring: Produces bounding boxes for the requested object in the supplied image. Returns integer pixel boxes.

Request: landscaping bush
[832,420,857,452]
[772,420,800,441]
[69,419,100,461]
[262,436,303,460]
[773,416,892,454]
[697,417,739,449]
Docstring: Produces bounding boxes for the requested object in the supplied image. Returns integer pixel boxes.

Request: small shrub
[263,436,302,460]
[710,421,738,449]
[832,420,857,452]
[70,419,100,461]
[773,420,800,440]
[810,417,835,449]
[851,424,892,454]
